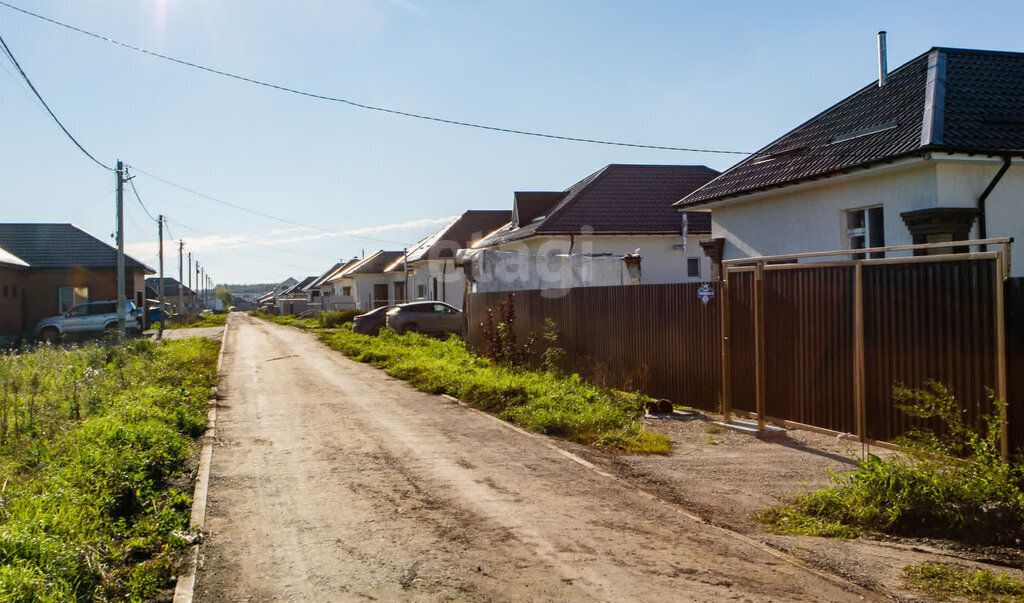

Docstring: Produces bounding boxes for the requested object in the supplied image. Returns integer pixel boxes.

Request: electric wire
[0,30,113,171]
[126,164,414,246]
[126,172,159,223]
[0,1,753,156]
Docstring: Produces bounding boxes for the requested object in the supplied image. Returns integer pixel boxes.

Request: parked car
[36,300,143,343]
[149,307,171,325]
[352,305,395,335]
[385,301,463,336]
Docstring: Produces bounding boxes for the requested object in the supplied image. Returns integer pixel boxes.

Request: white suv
[36,300,142,343]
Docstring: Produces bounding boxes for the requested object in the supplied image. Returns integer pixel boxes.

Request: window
[59,287,89,313]
[341,286,351,297]
[687,258,700,278]
[846,206,885,259]
[417,284,427,299]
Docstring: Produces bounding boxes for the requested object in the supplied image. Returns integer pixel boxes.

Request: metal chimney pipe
[877,31,888,87]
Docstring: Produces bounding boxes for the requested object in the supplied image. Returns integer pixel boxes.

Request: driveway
[193,313,869,601]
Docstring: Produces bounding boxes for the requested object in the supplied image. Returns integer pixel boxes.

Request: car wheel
[399,323,418,335]
[39,327,59,344]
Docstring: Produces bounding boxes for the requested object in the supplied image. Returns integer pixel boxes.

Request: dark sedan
[352,305,395,335]
[385,301,463,336]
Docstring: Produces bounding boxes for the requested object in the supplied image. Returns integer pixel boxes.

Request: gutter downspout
[977,155,1012,250]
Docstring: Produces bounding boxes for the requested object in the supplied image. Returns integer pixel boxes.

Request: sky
[3,0,1024,285]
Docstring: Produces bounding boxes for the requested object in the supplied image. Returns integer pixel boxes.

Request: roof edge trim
[921,49,947,146]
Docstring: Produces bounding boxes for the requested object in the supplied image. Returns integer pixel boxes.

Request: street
[194,314,867,601]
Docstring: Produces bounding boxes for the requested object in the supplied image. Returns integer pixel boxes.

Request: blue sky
[3,0,1024,284]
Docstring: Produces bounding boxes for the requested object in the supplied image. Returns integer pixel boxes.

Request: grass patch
[0,338,219,600]
[255,314,669,454]
[758,382,1024,546]
[163,312,228,329]
[903,562,1024,601]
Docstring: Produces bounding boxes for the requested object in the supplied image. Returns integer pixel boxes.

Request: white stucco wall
[405,259,467,308]
[707,157,1023,276]
[491,234,710,285]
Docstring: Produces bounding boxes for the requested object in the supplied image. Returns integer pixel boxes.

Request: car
[36,300,143,343]
[149,307,171,325]
[385,301,463,337]
[352,305,395,335]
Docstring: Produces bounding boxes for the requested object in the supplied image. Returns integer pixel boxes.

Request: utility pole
[115,160,127,336]
[158,215,165,339]
[178,240,185,317]
[188,252,192,310]
[200,266,205,309]
[195,261,200,310]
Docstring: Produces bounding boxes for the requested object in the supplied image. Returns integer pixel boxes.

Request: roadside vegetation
[903,562,1024,601]
[0,338,219,600]
[163,312,228,330]
[757,381,1024,547]
[252,312,670,454]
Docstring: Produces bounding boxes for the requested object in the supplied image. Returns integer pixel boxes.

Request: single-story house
[316,258,362,311]
[331,250,405,310]
[0,223,154,340]
[461,164,718,293]
[382,210,510,309]
[277,275,317,315]
[145,277,196,315]
[676,46,1024,277]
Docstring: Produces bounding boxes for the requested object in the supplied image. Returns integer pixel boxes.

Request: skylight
[829,122,898,144]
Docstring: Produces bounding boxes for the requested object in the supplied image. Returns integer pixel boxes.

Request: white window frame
[844,205,885,259]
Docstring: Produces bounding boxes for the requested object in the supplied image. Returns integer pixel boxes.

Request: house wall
[406,259,468,308]
[351,273,404,310]
[707,157,1024,276]
[0,266,29,336]
[22,268,148,328]
[491,234,710,285]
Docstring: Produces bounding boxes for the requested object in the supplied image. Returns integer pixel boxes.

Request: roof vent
[877,31,888,87]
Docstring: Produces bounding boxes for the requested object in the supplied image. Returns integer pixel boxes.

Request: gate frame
[720,237,1013,456]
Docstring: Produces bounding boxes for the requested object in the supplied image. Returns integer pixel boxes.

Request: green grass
[162,312,228,329]
[903,562,1024,601]
[255,314,670,454]
[0,338,219,600]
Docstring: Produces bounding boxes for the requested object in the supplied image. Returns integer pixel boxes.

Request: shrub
[318,309,362,328]
[903,562,1024,600]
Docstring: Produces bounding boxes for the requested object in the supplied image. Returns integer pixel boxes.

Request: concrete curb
[172,320,229,603]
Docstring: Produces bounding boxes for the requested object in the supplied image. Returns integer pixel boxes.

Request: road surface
[193,313,868,601]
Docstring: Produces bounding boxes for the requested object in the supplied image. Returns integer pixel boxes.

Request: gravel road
[193,314,871,601]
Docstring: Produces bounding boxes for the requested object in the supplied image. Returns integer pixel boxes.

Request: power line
[126,172,159,223]
[0,30,112,171]
[0,1,753,156]
[126,164,413,246]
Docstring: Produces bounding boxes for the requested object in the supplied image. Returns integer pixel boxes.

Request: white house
[676,46,1024,277]
[330,250,405,310]
[462,164,719,293]
[311,258,360,311]
[382,210,510,309]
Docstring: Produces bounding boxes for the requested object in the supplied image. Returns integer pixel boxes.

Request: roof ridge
[535,164,614,230]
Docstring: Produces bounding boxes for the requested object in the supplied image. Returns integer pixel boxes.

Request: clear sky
[3,0,1024,285]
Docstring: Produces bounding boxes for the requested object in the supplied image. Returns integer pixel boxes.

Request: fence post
[721,269,732,424]
[996,252,1009,459]
[853,261,867,460]
[754,260,766,433]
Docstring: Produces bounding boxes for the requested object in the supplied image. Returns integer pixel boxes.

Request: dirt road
[194,314,869,601]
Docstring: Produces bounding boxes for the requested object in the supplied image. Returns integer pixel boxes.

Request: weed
[318,309,362,328]
[903,562,1024,600]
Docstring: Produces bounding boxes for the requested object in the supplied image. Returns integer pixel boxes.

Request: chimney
[877,31,888,87]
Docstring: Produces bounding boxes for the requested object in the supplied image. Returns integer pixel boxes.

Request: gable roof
[310,258,361,288]
[383,210,513,272]
[342,250,405,276]
[0,245,28,269]
[679,47,1024,207]
[282,276,317,296]
[0,223,154,272]
[145,277,194,297]
[484,164,719,245]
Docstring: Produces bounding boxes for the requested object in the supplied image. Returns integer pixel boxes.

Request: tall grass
[0,338,219,600]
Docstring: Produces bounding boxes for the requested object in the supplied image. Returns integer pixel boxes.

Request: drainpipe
[977,155,1012,250]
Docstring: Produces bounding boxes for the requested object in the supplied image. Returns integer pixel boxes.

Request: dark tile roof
[679,47,1024,206]
[395,211,512,268]
[0,223,154,272]
[145,277,194,296]
[282,276,317,296]
[487,165,719,245]
[344,251,405,276]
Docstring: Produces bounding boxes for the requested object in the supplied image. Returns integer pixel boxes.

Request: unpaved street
[194,314,868,601]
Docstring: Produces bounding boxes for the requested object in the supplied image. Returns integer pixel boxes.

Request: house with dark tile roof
[326,250,405,310]
[145,277,196,315]
[307,258,360,311]
[0,223,154,340]
[382,210,511,309]
[463,164,718,292]
[676,46,1024,277]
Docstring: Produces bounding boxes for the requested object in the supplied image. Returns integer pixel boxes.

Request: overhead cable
[0,1,752,156]
[0,31,113,171]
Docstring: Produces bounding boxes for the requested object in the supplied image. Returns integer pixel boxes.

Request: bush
[318,309,362,328]
[758,382,1024,545]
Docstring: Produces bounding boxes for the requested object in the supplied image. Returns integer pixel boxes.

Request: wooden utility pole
[158,215,165,338]
[178,240,185,316]
[116,160,127,336]
[188,252,192,310]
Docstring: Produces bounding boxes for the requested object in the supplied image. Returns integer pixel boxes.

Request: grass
[757,383,1024,546]
[253,313,670,454]
[0,337,219,600]
[903,562,1024,601]
[162,312,228,330]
